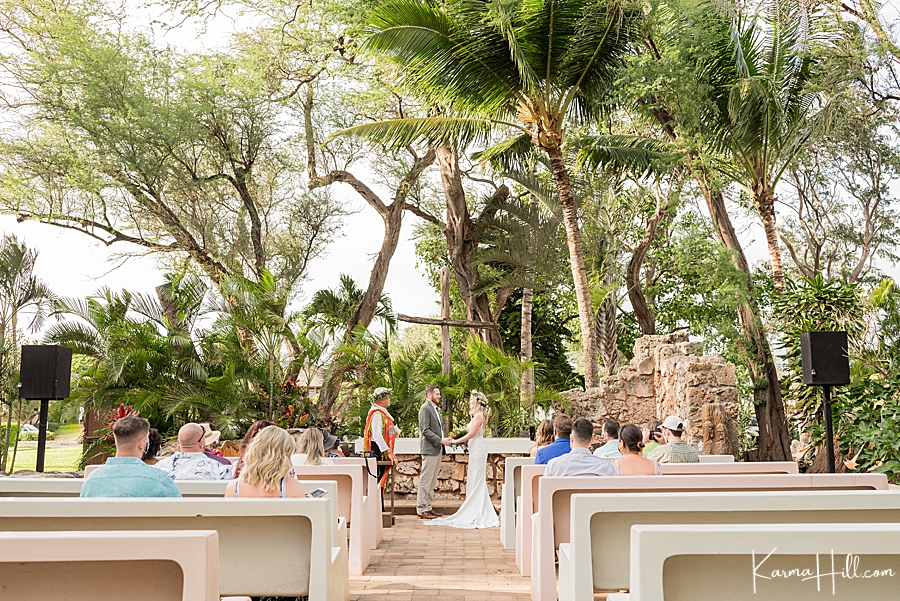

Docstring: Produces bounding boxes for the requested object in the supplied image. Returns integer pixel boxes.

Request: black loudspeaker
[800,332,850,386]
[19,345,72,399]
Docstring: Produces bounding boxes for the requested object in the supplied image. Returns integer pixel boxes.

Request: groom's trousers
[417,453,442,514]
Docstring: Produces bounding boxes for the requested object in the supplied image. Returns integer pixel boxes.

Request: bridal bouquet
[449,428,468,443]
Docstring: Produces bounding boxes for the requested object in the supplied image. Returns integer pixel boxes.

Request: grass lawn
[11,445,82,473]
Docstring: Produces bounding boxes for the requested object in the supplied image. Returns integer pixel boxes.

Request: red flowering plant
[79,404,138,468]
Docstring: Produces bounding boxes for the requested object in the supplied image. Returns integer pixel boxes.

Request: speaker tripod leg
[823,385,835,474]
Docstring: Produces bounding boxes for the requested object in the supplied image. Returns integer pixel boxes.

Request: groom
[417,384,452,520]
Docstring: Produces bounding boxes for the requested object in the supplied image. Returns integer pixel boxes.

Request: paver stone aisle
[350,515,532,601]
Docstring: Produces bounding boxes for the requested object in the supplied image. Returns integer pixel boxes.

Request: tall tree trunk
[596,290,618,376]
[754,185,786,291]
[544,146,600,388]
[627,192,674,335]
[692,163,791,461]
[520,287,534,408]
[435,144,507,348]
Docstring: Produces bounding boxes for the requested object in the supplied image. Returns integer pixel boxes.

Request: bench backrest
[547,473,889,550]
[698,454,734,463]
[292,468,354,522]
[530,462,802,512]
[0,498,332,598]
[569,490,900,591]
[659,461,798,474]
[630,522,900,600]
[0,530,218,601]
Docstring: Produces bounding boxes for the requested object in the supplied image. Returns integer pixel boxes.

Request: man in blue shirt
[81,416,182,498]
[535,414,573,465]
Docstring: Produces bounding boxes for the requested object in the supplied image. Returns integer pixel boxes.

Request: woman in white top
[291,428,335,466]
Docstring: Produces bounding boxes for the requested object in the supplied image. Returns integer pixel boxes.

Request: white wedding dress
[424,421,499,529]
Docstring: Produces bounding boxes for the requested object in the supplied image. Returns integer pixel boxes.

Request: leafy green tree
[337,0,645,388]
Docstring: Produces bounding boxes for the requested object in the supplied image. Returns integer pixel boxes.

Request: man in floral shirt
[155,423,233,480]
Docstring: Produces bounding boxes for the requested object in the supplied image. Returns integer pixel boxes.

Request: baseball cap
[661,416,685,432]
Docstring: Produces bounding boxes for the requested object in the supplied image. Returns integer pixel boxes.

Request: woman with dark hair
[142,428,162,465]
[232,420,275,478]
[610,424,662,476]
[529,419,554,457]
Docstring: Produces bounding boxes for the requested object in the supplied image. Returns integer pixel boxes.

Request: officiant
[363,387,399,492]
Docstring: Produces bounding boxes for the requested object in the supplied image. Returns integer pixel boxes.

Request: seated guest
[200,422,231,465]
[535,414,574,465]
[593,419,622,458]
[545,418,616,477]
[81,416,181,498]
[142,427,162,466]
[232,419,274,478]
[155,423,232,480]
[641,419,663,456]
[529,419,554,458]
[646,415,700,463]
[225,426,307,498]
[610,424,661,475]
[292,428,335,466]
[322,427,344,457]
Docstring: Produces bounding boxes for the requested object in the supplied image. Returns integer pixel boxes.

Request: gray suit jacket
[419,401,444,456]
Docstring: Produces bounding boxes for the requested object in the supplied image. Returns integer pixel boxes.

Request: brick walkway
[351,515,532,601]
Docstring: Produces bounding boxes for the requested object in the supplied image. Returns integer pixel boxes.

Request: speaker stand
[823,385,835,474]
[36,399,49,473]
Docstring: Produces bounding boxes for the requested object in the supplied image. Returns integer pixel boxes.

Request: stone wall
[391,453,513,500]
[562,332,739,456]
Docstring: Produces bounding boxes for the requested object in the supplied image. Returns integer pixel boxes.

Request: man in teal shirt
[81,415,181,498]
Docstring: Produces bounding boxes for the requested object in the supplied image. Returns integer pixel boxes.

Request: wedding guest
[535,414,573,465]
[292,428,335,466]
[641,419,663,456]
[81,416,181,498]
[593,419,622,458]
[529,419,554,458]
[610,424,662,475]
[200,423,231,465]
[646,415,700,463]
[225,426,307,498]
[545,418,615,477]
[232,419,275,478]
[154,423,232,480]
[142,428,162,466]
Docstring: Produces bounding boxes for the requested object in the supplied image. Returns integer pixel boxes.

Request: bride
[424,390,499,529]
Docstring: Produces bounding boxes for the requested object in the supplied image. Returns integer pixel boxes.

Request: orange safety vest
[363,404,398,488]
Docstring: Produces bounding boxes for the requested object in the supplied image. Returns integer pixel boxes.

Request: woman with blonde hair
[224,426,307,498]
[425,390,499,529]
[529,419,554,457]
[291,428,335,466]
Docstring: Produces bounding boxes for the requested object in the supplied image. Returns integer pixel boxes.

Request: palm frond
[331,117,500,149]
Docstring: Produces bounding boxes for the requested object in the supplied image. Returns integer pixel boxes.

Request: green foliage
[496,290,582,391]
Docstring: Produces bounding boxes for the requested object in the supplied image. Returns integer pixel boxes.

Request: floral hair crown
[470,390,488,408]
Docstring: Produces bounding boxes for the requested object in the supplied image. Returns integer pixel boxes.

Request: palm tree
[704,0,828,291]
[0,236,53,472]
[336,0,643,388]
[303,274,397,339]
[475,194,565,406]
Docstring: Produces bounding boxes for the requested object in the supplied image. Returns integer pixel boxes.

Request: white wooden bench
[332,456,384,546]
[0,530,220,601]
[292,464,372,576]
[557,490,900,601]
[501,456,534,549]
[0,498,346,601]
[698,454,735,463]
[516,461,800,576]
[533,473,889,601]
[622,523,900,601]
